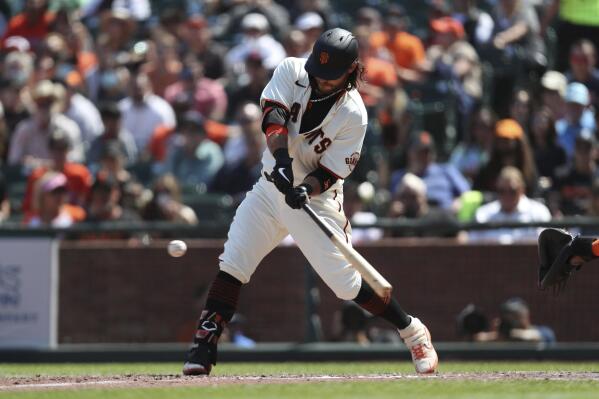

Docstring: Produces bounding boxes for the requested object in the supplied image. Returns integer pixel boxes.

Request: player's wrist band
[265,124,288,137]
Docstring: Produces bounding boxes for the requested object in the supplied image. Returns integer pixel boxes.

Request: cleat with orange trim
[399,317,438,374]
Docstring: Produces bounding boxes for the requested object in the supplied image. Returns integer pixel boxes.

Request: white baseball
[168,240,187,257]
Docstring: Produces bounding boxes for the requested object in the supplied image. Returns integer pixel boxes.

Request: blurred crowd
[0,0,598,241]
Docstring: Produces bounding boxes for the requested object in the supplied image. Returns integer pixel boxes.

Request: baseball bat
[302,203,393,300]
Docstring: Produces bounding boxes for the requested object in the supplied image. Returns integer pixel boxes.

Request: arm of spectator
[493,21,528,49]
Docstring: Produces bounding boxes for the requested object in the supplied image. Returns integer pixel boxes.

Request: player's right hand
[271,150,294,194]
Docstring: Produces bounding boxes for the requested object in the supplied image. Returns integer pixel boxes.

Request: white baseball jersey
[218,57,368,300]
[260,57,368,190]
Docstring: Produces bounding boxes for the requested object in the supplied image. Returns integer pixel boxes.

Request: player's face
[313,63,357,94]
[314,74,348,94]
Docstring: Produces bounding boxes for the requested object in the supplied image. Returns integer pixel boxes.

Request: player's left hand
[285,184,311,209]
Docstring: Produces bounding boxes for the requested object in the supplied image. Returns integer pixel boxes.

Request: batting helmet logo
[319,51,329,64]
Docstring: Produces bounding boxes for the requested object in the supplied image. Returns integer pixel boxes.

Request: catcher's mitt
[538,228,590,292]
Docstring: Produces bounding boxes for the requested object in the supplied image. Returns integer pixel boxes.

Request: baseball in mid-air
[168,240,187,257]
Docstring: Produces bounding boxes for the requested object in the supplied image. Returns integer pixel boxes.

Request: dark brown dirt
[1,372,598,392]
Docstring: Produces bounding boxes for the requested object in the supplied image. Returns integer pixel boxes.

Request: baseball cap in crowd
[295,12,324,31]
[305,28,358,80]
[241,13,269,32]
[565,82,590,105]
[430,17,464,39]
[2,36,31,53]
[541,71,567,97]
[41,173,68,193]
[495,119,524,140]
[99,101,122,119]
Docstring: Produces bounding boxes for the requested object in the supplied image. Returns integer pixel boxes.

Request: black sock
[353,281,411,329]
[195,271,242,342]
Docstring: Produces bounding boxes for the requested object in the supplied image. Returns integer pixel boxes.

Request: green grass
[1,362,599,399]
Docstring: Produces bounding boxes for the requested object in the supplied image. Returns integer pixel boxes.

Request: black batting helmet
[305,28,358,80]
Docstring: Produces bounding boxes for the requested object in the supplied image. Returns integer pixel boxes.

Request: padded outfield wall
[58,239,599,343]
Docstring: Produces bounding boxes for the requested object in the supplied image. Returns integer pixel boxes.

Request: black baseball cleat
[182,342,217,376]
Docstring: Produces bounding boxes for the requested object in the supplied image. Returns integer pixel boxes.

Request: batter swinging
[183,28,438,375]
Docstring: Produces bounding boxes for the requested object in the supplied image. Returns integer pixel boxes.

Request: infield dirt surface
[2,371,599,391]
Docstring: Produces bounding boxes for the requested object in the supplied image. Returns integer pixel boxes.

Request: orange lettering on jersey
[320,51,329,64]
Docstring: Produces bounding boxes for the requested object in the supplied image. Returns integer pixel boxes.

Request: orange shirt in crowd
[148,120,229,162]
[370,30,425,70]
[1,11,55,46]
[22,163,93,214]
[360,56,398,106]
[23,204,86,226]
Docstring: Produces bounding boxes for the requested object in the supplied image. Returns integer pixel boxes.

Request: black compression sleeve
[307,166,338,193]
[262,101,290,133]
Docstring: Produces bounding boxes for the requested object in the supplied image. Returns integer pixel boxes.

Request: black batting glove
[271,148,294,194]
[285,184,312,209]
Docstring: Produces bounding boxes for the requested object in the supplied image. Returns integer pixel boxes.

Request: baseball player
[183,28,438,376]
[538,228,599,292]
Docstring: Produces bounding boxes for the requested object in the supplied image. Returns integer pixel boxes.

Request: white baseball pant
[219,176,362,300]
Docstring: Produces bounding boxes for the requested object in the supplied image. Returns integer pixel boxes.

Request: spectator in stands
[294,11,324,55]
[565,39,599,107]
[388,172,460,237]
[25,171,86,227]
[119,70,176,156]
[450,107,495,182]
[509,88,532,134]
[95,140,134,187]
[141,174,198,225]
[87,102,137,168]
[390,131,470,211]
[487,0,545,116]
[540,70,568,120]
[225,13,286,74]
[474,119,538,196]
[452,0,494,50]
[582,179,599,235]
[2,46,34,88]
[553,128,599,215]
[497,297,555,343]
[212,103,264,200]
[282,29,308,59]
[8,79,84,168]
[180,15,227,81]
[22,128,92,214]
[542,0,599,72]
[424,16,482,134]
[85,174,139,223]
[0,78,29,138]
[226,51,270,119]
[1,0,54,49]
[57,75,104,148]
[354,26,398,110]
[161,110,224,188]
[530,107,567,184]
[369,8,426,83]
[556,82,597,160]
[469,166,551,242]
[95,8,137,70]
[164,56,227,121]
[141,34,183,98]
